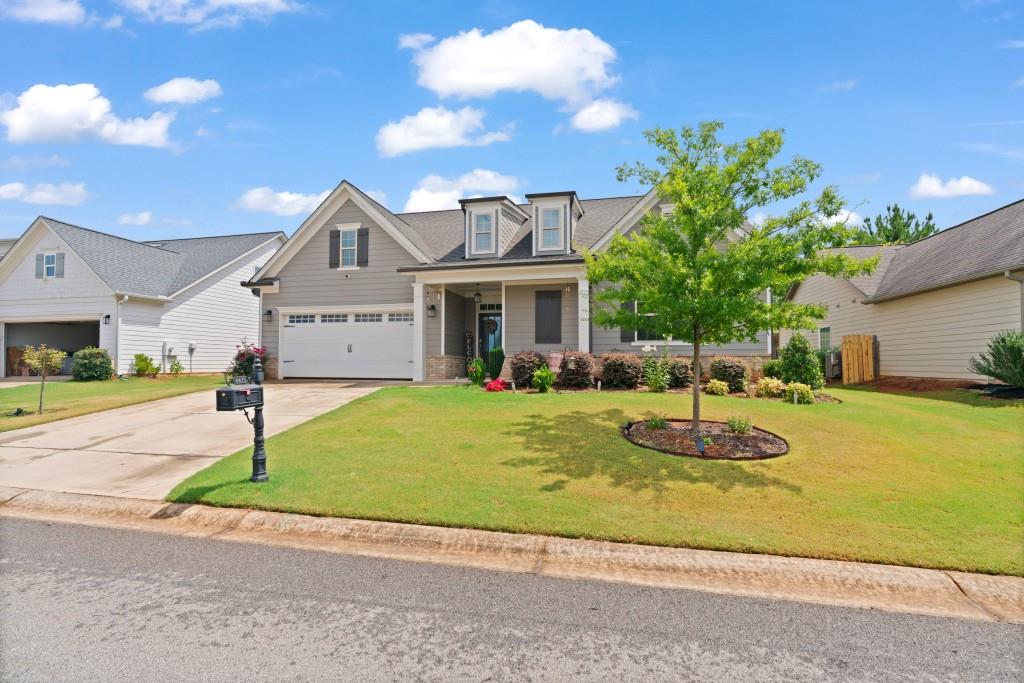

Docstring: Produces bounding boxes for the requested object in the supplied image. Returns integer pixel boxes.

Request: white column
[440,285,446,356]
[413,281,426,381]
[577,277,590,353]
[501,282,506,351]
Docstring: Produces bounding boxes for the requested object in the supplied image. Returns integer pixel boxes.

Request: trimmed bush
[969,330,1024,388]
[557,352,594,389]
[755,376,786,398]
[601,353,642,388]
[704,379,729,395]
[532,366,556,393]
[779,335,825,390]
[510,351,547,388]
[486,347,505,380]
[710,357,749,393]
[667,359,693,388]
[484,378,507,392]
[783,382,814,405]
[132,353,159,378]
[762,358,783,379]
[71,346,114,381]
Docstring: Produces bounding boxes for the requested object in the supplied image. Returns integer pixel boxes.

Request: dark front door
[478,313,502,357]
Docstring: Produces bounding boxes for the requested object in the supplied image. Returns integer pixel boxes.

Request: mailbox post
[214,356,268,483]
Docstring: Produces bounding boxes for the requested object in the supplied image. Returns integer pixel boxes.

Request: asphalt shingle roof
[822,244,903,298]
[41,217,283,298]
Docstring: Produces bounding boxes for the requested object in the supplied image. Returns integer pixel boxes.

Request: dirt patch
[855,376,976,393]
[623,419,789,460]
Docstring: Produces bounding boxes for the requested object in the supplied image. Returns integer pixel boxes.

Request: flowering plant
[484,378,507,392]
[229,340,267,378]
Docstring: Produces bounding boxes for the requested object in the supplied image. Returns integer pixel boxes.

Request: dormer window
[540,208,562,250]
[44,253,57,277]
[473,213,494,253]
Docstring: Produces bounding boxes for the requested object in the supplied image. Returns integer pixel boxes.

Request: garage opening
[4,321,100,377]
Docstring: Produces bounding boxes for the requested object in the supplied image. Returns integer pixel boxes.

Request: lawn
[0,375,223,432]
[169,385,1024,576]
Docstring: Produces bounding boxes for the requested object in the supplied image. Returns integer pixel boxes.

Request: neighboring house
[246,180,771,381]
[0,238,17,259]
[0,217,285,376]
[781,199,1024,381]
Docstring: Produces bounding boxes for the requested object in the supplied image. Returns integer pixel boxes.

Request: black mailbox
[216,384,264,411]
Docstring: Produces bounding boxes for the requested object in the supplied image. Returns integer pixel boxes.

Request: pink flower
[485,379,507,392]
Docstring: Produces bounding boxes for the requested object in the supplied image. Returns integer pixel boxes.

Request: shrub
[169,358,185,376]
[643,357,670,393]
[754,376,786,398]
[709,357,749,393]
[486,346,505,380]
[484,378,507,392]
[779,335,825,390]
[132,353,159,377]
[468,358,486,387]
[230,341,266,379]
[704,379,729,395]
[510,351,547,388]
[557,352,594,389]
[532,366,556,393]
[726,415,753,434]
[667,359,693,388]
[762,358,783,379]
[72,346,113,381]
[783,382,815,405]
[646,414,668,429]
[600,353,642,389]
[969,330,1024,388]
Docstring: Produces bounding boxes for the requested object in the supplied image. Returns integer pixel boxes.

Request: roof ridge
[396,193,646,218]
[40,216,182,255]
[898,197,1024,250]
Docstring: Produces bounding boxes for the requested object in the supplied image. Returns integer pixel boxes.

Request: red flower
[484,378,507,392]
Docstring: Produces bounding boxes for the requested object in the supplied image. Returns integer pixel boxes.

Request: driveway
[0,382,379,500]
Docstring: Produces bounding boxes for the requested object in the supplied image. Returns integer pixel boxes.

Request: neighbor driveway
[0,382,379,499]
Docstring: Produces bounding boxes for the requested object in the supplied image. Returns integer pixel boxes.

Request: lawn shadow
[166,479,248,504]
[502,408,801,497]
[836,384,1023,408]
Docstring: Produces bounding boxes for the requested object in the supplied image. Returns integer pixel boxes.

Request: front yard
[0,375,223,432]
[169,385,1024,576]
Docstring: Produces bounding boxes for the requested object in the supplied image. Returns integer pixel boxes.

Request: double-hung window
[819,327,831,351]
[340,228,357,268]
[43,253,57,278]
[473,213,493,253]
[540,208,561,250]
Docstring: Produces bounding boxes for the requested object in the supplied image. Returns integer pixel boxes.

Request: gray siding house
[247,181,771,381]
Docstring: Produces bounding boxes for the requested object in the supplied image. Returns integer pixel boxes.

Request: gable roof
[16,217,284,298]
[821,244,902,298]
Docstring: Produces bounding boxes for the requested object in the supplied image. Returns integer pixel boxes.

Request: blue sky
[0,0,1020,240]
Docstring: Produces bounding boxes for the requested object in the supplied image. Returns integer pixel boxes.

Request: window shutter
[328,229,340,269]
[55,252,65,278]
[35,254,44,279]
[535,290,562,344]
[620,301,635,343]
[357,227,369,267]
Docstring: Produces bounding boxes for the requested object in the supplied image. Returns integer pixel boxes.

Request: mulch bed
[623,419,789,460]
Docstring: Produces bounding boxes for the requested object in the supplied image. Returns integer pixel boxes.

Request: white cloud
[0,0,85,24]
[365,190,388,207]
[749,211,767,227]
[0,154,69,171]
[821,209,863,226]
[375,106,510,157]
[236,186,329,216]
[909,173,995,198]
[570,99,638,132]
[118,210,152,225]
[0,181,87,205]
[115,0,300,29]
[403,169,520,212]
[819,79,859,92]
[398,32,434,50]
[0,83,174,147]
[144,77,222,104]
[102,14,124,28]
[999,39,1024,48]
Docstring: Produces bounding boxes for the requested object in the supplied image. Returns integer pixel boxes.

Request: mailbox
[216,384,264,411]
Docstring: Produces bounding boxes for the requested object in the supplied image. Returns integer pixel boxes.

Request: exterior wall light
[264,309,273,323]
[426,304,437,317]
[102,314,111,325]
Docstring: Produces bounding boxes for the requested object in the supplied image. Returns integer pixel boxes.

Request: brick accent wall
[427,355,466,380]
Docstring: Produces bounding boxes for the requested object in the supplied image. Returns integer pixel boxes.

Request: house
[780,199,1024,381]
[245,180,771,381]
[0,217,285,376]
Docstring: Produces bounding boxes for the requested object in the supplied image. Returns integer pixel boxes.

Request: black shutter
[620,300,635,343]
[35,254,44,279]
[357,227,369,267]
[55,252,65,278]
[328,229,340,269]
[535,290,562,344]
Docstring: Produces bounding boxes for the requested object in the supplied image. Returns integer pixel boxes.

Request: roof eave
[864,267,1024,304]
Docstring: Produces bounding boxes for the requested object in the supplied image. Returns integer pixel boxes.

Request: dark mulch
[623,419,789,460]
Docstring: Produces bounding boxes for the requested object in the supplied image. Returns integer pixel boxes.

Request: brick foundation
[427,355,466,380]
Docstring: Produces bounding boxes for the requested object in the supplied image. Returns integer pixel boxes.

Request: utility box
[216,384,264,411]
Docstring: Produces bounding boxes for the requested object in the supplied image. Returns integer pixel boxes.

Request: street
[1,518,1020,682]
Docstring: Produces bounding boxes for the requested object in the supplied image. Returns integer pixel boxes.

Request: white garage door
[280,309,414,379]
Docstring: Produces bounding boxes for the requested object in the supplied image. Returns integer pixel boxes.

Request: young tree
[854,204,937,245]
[585,121,876,435]
[22,344,68,415]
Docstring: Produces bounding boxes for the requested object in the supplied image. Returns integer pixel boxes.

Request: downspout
[1005,271,1024,331]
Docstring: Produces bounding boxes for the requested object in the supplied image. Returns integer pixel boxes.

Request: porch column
[413,282,426,381]
[577,277,590,353]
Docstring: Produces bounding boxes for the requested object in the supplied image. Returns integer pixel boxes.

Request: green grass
[169,385,1024,575]
[0,375,222,431]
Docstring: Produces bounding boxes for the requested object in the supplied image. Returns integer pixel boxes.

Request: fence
[841,335,877,384]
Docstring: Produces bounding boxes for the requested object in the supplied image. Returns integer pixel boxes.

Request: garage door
[280,310,414,379]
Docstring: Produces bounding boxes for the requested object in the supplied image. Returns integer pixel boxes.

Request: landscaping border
[620,419,790,460]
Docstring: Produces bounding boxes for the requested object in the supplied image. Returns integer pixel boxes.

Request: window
[479,303,502,311]
[535,290,562,344]
[287,314,316,324]
[473,213,493,252]
[43,253,56,278]
[354,313,383,323]
[819,327,831,351]
[321,314,346,323]
[388,312,413,323]
[540,208,561,249]
[340,229,357,268]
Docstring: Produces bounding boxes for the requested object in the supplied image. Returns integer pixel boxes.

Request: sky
[0,0,1020,241]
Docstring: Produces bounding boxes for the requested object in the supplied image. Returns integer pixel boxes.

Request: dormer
[526,191,584,257]
[460,196,529,259]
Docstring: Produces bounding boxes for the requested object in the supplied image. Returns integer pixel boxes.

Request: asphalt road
[1,518,1020,682]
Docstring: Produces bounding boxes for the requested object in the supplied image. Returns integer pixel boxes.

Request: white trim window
[473,213,494,253]
[819,326,831,351]
[388,312,413,323]
[354,313,383,323]
[43,253,57,278]
[539,207,562,250]
[321,314,346,323]
[288,314,316,324]
[340,228,358,268]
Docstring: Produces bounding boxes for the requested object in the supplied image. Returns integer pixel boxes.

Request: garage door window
[288,314,316,324]
[321,314,347,323]
[388,312,413,323]
[354,313,383,323]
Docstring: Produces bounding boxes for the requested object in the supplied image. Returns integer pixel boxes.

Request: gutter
[114,291,172,303]
[397,256,585,273]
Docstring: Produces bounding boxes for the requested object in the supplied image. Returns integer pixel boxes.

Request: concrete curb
[1,486,1021,624]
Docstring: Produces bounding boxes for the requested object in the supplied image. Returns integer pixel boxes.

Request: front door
[478,312,502,357]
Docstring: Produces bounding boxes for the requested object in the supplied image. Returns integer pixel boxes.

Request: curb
[1,486,1021,624]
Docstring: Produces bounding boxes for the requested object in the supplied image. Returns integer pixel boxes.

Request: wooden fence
[841,335,876,384]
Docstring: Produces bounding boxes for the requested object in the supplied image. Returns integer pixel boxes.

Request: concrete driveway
[0,382,379,500]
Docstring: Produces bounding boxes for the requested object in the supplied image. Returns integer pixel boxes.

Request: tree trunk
[37,374,46,415]
[692,333,702,436]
